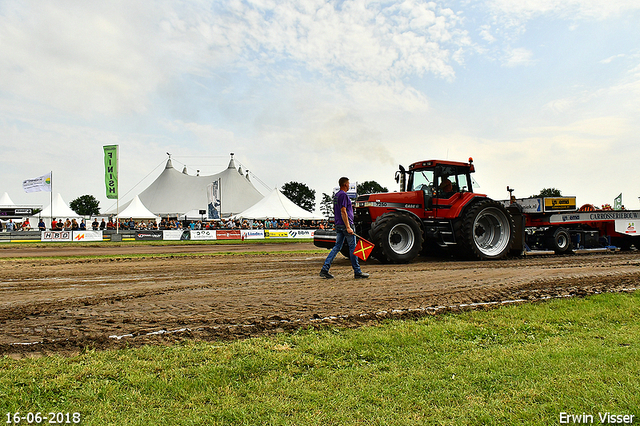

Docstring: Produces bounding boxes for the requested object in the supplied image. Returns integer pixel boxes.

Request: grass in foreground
[1,292,639,425]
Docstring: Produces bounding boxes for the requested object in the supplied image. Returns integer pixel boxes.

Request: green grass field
[2,291,638,425]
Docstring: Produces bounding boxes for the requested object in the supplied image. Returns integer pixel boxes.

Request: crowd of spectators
[1,217,331,232]
[112,217,330,231]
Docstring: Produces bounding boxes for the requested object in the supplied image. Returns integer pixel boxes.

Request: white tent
[116,195,158,220]
[0,192,16,207]
[234,188,325,220]
[37,193,80,220]
[110,154,264,218]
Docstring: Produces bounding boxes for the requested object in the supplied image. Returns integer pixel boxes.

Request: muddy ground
[1,242,639,357]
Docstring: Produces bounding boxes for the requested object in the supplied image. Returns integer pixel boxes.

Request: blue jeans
[321,225,362,274]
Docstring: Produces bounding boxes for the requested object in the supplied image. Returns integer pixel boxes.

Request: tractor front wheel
[370,212,423,263]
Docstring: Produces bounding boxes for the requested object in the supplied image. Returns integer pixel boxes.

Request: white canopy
[116,195,158,220]
[39,193,79,219]
[0,192,16,207]
[234,188,325,220]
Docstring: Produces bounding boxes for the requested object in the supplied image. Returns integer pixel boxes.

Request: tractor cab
[399,159,476,210]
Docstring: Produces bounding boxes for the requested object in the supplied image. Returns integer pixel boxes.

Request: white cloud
[0,1,169,117]
[503,47,535,67]
[486,0,640,21]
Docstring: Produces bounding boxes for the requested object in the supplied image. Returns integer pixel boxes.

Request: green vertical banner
[103,145,119,199]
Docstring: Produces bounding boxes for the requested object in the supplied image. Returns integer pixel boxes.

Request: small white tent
[234,188,324,220]
[0,192,16,207]
[33,193,80,228]
[116,195,158,220]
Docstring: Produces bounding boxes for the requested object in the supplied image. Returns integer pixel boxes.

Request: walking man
[320,177,370,279]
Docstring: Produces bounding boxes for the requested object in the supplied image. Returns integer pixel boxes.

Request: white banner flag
[207,179,221,220]
[23,172,52,193]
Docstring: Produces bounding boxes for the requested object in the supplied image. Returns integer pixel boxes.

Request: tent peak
[227,153,236,169]
[165,158,174,169]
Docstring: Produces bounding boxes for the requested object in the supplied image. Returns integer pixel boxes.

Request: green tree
[533,188,562,198]
[357,180,388,195]
[70,194,101,216]
[320,193,333,219]
[281,181,316,212]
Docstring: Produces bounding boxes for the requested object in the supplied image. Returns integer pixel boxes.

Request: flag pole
[50,171,53,224]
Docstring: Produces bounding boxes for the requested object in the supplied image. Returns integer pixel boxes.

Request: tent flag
[23,172,52,193]
[614,193,622,210]
[353,235,375,261]
[103,145,119,199]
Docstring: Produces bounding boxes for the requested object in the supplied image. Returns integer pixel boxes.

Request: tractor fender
[386,208,424,228]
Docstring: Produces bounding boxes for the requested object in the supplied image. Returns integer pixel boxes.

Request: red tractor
[316,158,515,263]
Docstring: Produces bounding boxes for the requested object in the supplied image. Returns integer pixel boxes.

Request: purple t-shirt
[334,190,353,226]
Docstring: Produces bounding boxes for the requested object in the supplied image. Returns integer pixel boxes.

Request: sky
[1,0,639,214]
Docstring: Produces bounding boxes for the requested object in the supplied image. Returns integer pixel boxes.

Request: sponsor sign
[135,231,164,241]
[163,230,188,241]
[615,220,639,236]
[543,197,576,212]
[241,230,265,240]
[72,231,103,242]
[550,211,640,224]
[41,231,72,242]
[190,230,217,240]
[216,229,241,240]
[1,208,35,217]
[287,229,314,239]
[265,230,290,239]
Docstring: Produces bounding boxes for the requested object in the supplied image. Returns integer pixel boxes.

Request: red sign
[216,230,242,240]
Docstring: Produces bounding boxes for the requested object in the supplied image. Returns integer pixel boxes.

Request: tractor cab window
[435,166,471,198]
[409,170,435,193]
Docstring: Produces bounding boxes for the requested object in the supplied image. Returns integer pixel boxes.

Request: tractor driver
[438,175,453,197]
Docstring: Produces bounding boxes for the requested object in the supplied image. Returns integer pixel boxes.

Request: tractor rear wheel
[370,212,423,263]
[456,199,514,260]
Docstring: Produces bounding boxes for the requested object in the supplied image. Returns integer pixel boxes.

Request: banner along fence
[0,229,318,243]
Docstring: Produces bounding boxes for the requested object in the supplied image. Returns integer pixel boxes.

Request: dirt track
[1,242,639,357]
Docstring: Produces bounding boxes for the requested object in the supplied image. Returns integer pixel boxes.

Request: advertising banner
[207,180,221,220]
[163,230,188,240]
[543,197,576,212]
[615,220,639,236]
[241,229,265,240]
[72,231,103,242]
[287,229,314,239]
[41,231,72,242]
[135,231,164,241]
[103,145,119,199]
[190,230,217,240]
[216,229,241,240]
[265,230,290,239]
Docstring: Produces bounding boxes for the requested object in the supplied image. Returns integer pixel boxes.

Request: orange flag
[353,236,375,261]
